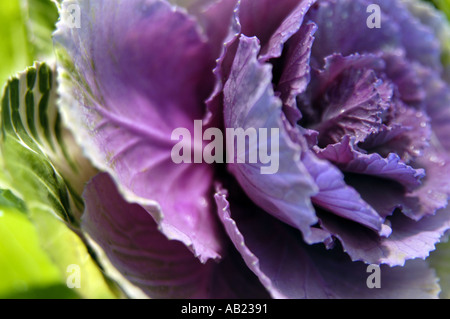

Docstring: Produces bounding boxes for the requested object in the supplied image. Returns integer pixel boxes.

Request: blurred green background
[0,0,58,87]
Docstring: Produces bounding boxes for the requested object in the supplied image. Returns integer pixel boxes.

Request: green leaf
[432,0,450,20]
[4,284,81,299]
[429,238,450,299]
[28,207,118,299]
[0,204,76,298]
[1,62,96,224]
[0,189,27,212]
[0,63,117,299]
[0,189,115,299]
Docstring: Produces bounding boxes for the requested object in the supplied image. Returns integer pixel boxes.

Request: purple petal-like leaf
[54,0,223,262]
[223,35,321,243]
[319,204,450,267]
[308,0,441,71]
[297,53,390,143]
[347,146,450,221]
[403,0,450,81]
[416,66,450,152]
[215,185,333,298]
[238,0,304,56]
[407,146,450,220]
[82,173,215,298]
[312,67,392,145]
[215,185,440,298]
[306,0,401,67]
[276,22,317,123]
[257,0,316,61]
[360,101,432,163]
[316,136,425,191]
[207,0,317,125]
[187,0,239,60]
[82,173,269,299]
[381,50,426,105]
[310,53,386,100]
[302,150,385,234]
[375,0,443,71]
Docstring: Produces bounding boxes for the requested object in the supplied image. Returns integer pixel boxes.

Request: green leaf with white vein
[0,62,97,224]
[0,63,117,298]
